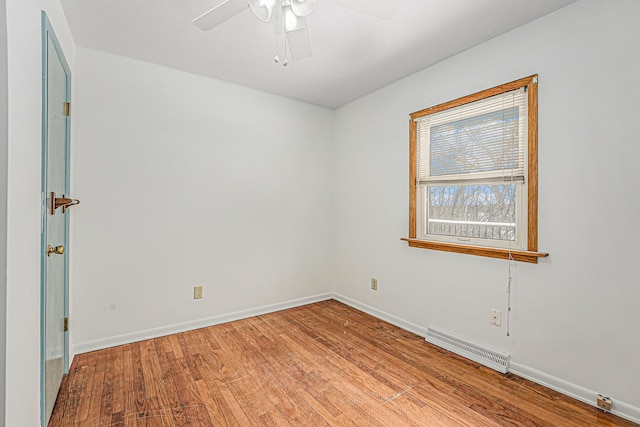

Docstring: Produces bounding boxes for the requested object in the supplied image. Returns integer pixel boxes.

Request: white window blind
[415,88,527,185]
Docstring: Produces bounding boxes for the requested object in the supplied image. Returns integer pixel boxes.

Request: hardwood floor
[50,300,636,426]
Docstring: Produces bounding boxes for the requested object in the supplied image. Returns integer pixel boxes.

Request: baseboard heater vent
[425,326,510,374]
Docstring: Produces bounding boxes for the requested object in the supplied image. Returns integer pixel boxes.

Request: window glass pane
[427,184,517,241]
[429,107,520,176]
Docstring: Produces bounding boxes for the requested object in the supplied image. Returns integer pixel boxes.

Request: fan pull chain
[274,9,282,64]
[283,33,288,66]
[276,5,287,66]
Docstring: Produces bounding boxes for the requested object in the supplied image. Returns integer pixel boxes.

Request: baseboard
[509,362,640,425]
[331,292,427,338]
[72,292,333,355]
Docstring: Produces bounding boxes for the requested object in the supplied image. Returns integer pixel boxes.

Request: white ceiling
[60,0,576,109]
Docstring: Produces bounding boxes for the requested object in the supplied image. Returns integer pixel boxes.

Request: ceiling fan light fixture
[248,0,278,22]
[282,5,306,32]
[290,0,317,17]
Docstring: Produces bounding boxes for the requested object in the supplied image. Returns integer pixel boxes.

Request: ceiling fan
[177,0,398,65]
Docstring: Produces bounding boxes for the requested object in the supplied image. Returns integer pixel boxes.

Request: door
[41,13,75,426]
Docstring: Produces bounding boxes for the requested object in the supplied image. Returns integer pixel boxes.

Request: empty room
[2,0,639,426]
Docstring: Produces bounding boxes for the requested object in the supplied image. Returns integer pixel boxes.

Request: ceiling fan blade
[193,0,248,31]
[287,26,311,60]
[327,0,398,19]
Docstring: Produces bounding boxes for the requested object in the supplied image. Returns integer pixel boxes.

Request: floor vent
[425,326,510,374]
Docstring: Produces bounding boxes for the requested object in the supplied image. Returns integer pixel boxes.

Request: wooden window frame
[403,75,548,263]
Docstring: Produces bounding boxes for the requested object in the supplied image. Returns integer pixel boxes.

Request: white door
[41,13,76,426]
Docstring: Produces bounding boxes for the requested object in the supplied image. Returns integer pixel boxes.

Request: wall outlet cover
[490,308,501,326]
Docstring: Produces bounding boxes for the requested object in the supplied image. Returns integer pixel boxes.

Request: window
[404,75,547,263]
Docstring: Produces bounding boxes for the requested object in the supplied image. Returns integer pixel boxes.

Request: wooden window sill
[401,238,549,264]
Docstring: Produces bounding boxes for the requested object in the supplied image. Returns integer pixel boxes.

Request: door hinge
[63,102,71,116]
[63,317,69,332]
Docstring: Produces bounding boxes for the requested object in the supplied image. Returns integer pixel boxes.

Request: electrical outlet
[490,308,501,326]
[597,394,612,411]
[194,285,203,300]
[371,278,378,291]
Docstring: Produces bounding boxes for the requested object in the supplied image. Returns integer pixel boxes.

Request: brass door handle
[49,192,80,215]
[47,245,64,257]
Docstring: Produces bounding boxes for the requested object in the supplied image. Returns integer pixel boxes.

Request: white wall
[332,0,640,421]
[70,49,335,352]
[5,1,75,426]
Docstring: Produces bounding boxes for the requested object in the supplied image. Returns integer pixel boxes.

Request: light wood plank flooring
[50,300,636,426]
